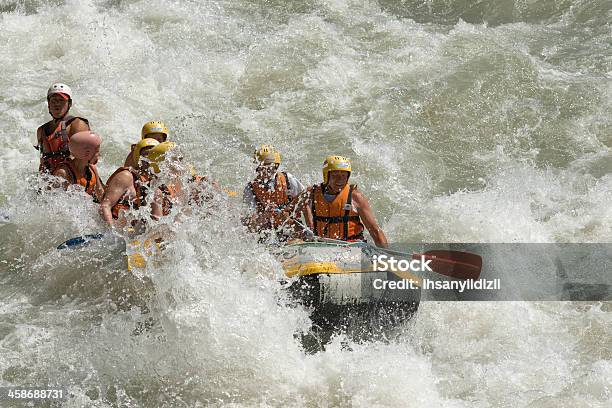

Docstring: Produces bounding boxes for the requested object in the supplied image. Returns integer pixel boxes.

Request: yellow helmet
[323,155,351,184]
[141,121,169,140]
[133,138,160,165]
[146,141,177,173]
[253,144,281,166]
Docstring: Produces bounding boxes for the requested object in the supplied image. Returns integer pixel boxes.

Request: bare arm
[282,188,314,240]
[36,126,43,149]
[303,201,314,230]
[240,185,260,230]
[100,170,132,226]
[352,190,388,248]
[299,188,314,230]
[36,127,44,168]
[283,187,314,230]
[150,188,163,220]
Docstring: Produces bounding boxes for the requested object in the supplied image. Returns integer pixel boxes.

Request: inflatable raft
[274,241,421,349]
[109,238,422,315]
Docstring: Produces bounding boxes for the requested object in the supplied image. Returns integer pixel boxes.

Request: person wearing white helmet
[35,83,90,173]
[52,131,105,202]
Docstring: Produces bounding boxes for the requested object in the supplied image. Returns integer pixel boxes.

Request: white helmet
[47,83,72,100]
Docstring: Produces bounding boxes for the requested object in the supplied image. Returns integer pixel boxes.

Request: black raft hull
[276,242,421,351]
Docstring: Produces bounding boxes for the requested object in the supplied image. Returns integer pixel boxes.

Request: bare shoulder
[72,117,89,126]
[36,125,44,139]
[68,118,90,134]
[108,169,133,187]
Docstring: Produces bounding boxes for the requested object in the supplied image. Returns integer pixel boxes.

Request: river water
[0,0,610,406]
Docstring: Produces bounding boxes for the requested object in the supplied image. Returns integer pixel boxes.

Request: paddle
[350,243,482,281]
[412,250,481,280]
[288,219,483,280]
[308,237,481,280]
[369,246,483,280]
[57,233,105,250]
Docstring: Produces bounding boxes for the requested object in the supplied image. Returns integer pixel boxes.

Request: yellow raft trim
[284,262,348,277]
[127,253,147,271]
[126,238,163,272]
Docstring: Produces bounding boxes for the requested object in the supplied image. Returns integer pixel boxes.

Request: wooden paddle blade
[413,250,482,280]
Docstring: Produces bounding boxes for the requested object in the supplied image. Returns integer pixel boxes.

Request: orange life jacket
[249,172,291,214]
[36,116,89,173]
[106,167,150,219]
[310,183,364,241]
[53,160,98,200]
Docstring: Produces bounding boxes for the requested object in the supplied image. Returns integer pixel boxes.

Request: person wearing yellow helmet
[123,121,170,167]
[35,83,91,173]
[100,138,170,227]
[145,141,197,217]
[133,130,224,211]
[292,155,388,247]
[242,144,304,241]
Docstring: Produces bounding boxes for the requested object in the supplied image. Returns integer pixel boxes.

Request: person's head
[141,121,169,143]
[147,141,177,174]
[322,155,351,194]
[47,83,72,120]
[253,145,280,178]
[69,131,102,164]
[133,138,160,172]
[134,138,176,174]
